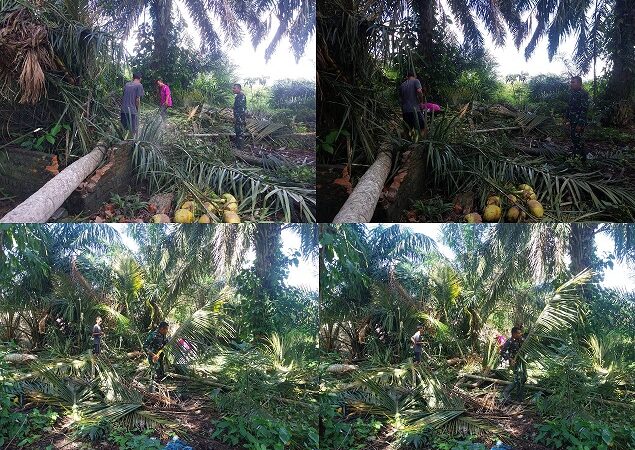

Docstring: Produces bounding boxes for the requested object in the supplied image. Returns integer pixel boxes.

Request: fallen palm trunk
[462,374,634,408]
[3,353,38,364]
[333,150,392,223]
[468,126,521,133]
[1,141,108,223]
[234,149,267,166]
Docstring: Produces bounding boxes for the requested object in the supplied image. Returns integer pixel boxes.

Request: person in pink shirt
[419,102,441,113]
[156,78,172,121]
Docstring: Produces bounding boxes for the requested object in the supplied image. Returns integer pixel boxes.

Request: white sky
[367,223,635,291]
[439,1,606,79]
[124,2,315,83]
[112,224,317,291]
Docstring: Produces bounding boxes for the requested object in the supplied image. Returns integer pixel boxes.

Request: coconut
[464,213,482,223]
[223,211,241,223]
[506,206,521,222]
[518,184,533,192]
[174,209,195,223]
[151,213,171,223]
[507,194,518,204]
[198,214,211,223]
[528,192,538,200]
[202,201,216,214]
[527,200,544,218]
[222,193,239,212]
[486,196,501,206]
[483,204,502,222]
[180,201,196,212]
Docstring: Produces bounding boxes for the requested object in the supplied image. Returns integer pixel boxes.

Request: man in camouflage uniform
[232,83,247,150]
[500,326,527,402]
[565,76,590,159]
[143,321,170,381]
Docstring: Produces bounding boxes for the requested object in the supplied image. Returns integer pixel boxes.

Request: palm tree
[319,224,437,358]
[513,0,635,121]
[100,0,315,64]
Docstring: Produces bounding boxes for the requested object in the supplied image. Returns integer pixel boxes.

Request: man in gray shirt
[121,73,145,137]
[399,71,426,137]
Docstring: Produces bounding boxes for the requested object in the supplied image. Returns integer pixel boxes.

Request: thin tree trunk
[1,142,108,223]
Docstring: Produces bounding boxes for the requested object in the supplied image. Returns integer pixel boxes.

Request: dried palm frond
[0,7,58,104]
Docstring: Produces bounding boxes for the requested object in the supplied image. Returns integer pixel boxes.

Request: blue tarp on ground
[164,438,193,450]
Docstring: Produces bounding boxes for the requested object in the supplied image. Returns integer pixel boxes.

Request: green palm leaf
[517,269,592,363]
[162,288,235,363]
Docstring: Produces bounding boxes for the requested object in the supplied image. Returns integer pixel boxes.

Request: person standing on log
[565,76,590,160]
[120,73,145,138]
[411,324,424,365]
[156,78,172,121]
[232,83,247,150]
[399,72,426,138]
[500,326,527,402]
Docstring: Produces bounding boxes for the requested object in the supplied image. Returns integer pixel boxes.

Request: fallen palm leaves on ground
[88,110,316,223]
[399,103,635,222]
[1,332,319,449]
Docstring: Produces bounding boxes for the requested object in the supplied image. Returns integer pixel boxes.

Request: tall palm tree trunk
[413,0,436,66]
[569,224,596,301]
[606,0,635,120]
[150,0,172,68]
[252,224,283,338]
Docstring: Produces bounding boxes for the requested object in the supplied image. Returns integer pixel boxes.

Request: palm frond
[518,269,592,363]
[163,288,235,364]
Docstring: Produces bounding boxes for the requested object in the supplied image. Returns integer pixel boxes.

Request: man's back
[121,81,144,114]
[400,78,422,113]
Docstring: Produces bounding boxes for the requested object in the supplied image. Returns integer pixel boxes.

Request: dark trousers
[121,111,139,135]
[148,355,165,380]
[502,361,527,401]
[570,123,586,156]
[234,114,246,149]
[403,111,426,131]
[160,105,168,121]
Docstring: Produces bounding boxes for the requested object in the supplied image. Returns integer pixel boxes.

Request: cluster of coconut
[152,193,241,224]
[465,184,544,223]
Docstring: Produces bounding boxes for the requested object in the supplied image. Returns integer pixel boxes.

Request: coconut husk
[0,8,58,104]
